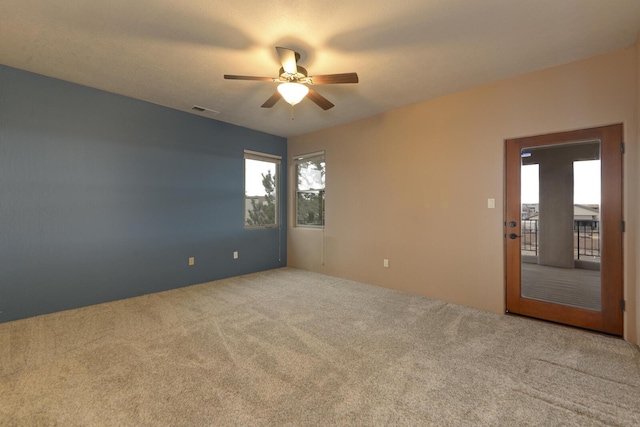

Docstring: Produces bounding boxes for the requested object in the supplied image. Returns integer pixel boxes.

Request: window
[295,151,325,227]
[244,150,280,228]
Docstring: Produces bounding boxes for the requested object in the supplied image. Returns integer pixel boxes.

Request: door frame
[505,124,623,336]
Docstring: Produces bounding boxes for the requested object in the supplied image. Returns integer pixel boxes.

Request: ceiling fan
[224,47,358,111]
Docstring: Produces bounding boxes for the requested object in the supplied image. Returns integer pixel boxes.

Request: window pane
[297,159,325,191]
[295,153,325,227]
[297,190,324,226]
[245,158,278,227]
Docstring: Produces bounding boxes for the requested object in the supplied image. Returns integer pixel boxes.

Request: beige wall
[288,45,639,343]
[636,34,640,344]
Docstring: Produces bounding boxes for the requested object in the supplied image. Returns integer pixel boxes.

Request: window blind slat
[244,149,281,164]
[293,151,324,161]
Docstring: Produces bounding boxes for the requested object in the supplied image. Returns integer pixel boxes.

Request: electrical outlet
[188,257,195,266]
[233,251,239,259]
[383,259,389,268]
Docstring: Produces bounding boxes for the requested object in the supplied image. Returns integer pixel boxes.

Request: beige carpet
[1,268,639,426]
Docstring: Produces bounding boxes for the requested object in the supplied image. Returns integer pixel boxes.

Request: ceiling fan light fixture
[225,47,357,111]
[277,82,309,106]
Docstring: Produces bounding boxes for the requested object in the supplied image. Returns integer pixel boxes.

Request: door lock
[509,221,517,227]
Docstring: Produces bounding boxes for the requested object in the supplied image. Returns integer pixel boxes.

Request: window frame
[243,150,281,229]
[294,151,325,228]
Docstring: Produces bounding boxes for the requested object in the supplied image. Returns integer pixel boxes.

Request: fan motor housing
[279,66,308,81]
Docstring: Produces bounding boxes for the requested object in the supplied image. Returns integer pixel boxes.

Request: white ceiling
[1,0,639,138]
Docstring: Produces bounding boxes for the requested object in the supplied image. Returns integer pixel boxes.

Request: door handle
[509,233,520,239]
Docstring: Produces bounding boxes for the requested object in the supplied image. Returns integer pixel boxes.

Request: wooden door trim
[600,124,623,333]
[505,124,623,336]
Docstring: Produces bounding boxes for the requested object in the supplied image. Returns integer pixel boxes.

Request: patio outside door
[505,124,623,336]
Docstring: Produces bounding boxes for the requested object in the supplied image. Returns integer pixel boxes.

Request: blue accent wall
[0,65,287,323]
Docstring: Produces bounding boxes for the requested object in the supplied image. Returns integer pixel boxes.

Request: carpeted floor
[1,268,639,426]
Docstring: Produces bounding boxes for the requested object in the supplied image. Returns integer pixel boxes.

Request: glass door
[505,125,623,335]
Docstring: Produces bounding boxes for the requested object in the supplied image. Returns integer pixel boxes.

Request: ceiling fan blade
[309,73,359,84]
[307,88,334,110]
[276,47,298,74]
[261,91,282,108]
[224,75,274,81]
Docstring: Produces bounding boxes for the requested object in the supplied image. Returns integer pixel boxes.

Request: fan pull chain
[290,105,295,120]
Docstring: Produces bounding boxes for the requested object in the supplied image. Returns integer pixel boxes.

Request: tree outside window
[244,152,280,228]
[295,153,325,227]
